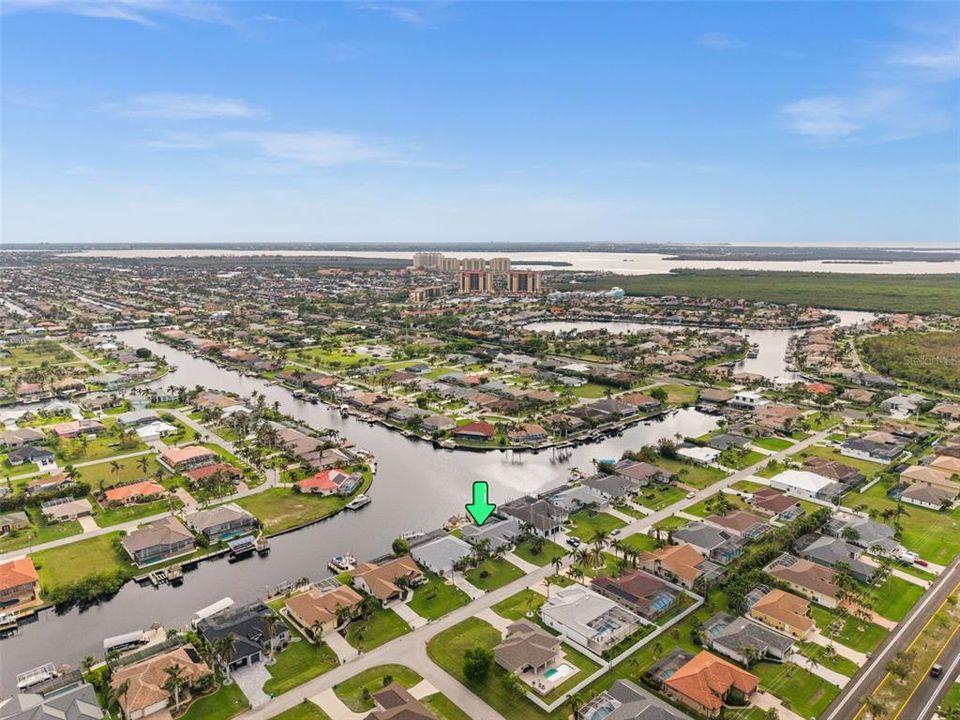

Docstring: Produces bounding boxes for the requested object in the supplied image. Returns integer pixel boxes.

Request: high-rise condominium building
[508,270,544,294]
[459,270,494,294]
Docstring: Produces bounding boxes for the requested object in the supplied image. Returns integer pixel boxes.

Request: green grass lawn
[868,575,925,622]
[333,665,422,712]
[236,488,348,534]
[652,514,689,531]
[263,639,338,695]
[718,448,766,470]
[344,607,411,652]
[570,383,613,399]
[843,479,960,564]
[810,604,888,654]
[0,508,82,554]
[684,492,750,518]
[654,384,699,405]
[751,661,839,719]
[566,510,626,541]
[55,433,147,463]
[180,683,249,720]
[79,454,166,490]
[795,641,860,677]
[408,573,471,620]
[653,457,727,489]
[633,483,687,510]
[730,479,768,493]
[94,497,181,527]
[464,558,524,591]
[752,436,794,452]
[266,702,331,720]
[618,532,658,553]
[512,537,567,567]
[4,458,39,476]
[491,589,546,621]
[32,532,131,590]
[422,694,472,720]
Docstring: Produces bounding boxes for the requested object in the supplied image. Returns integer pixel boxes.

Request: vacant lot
[263,638,338,695]
[408,573,471,620]
[32,532,131,590]
[566,510,626,541]
[464,558,524,591]
[343,607,410,652]
[236,488,345,534]
[565,270,960,315]
[861,331,960,391]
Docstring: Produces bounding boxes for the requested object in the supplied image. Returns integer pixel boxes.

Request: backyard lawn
[684,493,750,518]
[810,605,888,654]
[566,510,626,541]
[633,483,687,510]
[263,638,338,695]
[179,683,249,720]
[55,432,147,463]
[422,694,472,720]
[751,661,839,719]
[236,488,348,534]
[79,454,166,490]
[491,589,546,621]
[618,532,658,554]
[333,665,422,712]
[32,532,131,590]
[653,457,727,489]
[868,575,925,622]
[464,558,524,591]
[752,436,794,452]
[343,607,411,652]
[94,497,181,527]
[0,508,82,554]
[653,384,699,405]
[843,479,960,564]
[730,479,768,493]
[570,383,613,399]
[266,702,331,720]
[408,573,471,620]
[512,537,567,567]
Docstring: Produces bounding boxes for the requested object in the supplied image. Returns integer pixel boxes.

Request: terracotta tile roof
[0,557,39,592]
[285,585,363,629]
[104,481,165,504]
[160,445,216,466]
[665,650,759,712]
[111,645,210,716]
[750,589,814,634]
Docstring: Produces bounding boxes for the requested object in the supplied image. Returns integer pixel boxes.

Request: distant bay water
[56,248,960,275]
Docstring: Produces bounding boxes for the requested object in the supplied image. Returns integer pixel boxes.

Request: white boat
[328,554,357,573]
[345,494,371,510]
[17,663,59,691]
[399,530,424,541]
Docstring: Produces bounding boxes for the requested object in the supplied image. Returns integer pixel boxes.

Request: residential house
[184,463,243,487]
[109,644,210,720]
[103,481,165,506]
[196,602,289,670]
[748,589,814,639]
[540,585,642,654]
[802,457,865,488]
[494,619,561,675]
[115,410,159,428]
[672,523,744,565]
[50,420,106,439]
[284,584,363,637]
[158,445,217,473]
[592,570,679,620]
[40,497,93,523]
[769,469,840,501]
[451,421,496,441]
[500,496,568,537]
[0,427,45,449]
[841,437,904,464]
[575,679,690,720]
[766,554,840,608]
[795,534,875,582]
[901,483,955,510]
[507,423,549,444]
[705,511,769,541]
[184,503,257,542]
[702,614,794,665]
[0,558,40,611]
[363,684,436,720]
[460,515,522,550]
[0,511,29,535]
[7,446,55,468]
[749,488,803,522]
[410,535,473,575]
[295,469,362,497]
[639,543,724,589]
[0,680,104,720]
[663,651,759,719]
[580,473,641,501]
[121,517,196,566]
[352,555,424,605]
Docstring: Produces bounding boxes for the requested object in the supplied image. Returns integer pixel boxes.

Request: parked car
[566,537,581,548]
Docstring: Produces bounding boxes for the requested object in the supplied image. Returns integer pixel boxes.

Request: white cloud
[889,40,960,79]
[360,3,426,26]
[780,88,949,141]
[222,130,408,167]
[698,32,741,50]
[103,93,259,120]
[2,0,235,27]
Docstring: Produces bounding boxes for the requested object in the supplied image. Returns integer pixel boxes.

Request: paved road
[913,620,960,720]
[821,557,960,720]
[60,343,106,372]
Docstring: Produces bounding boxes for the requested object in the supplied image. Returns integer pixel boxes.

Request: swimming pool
[544,663,575,681]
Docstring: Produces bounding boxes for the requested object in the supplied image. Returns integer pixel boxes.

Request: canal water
[525,310,875,385]
[1,329,721,692]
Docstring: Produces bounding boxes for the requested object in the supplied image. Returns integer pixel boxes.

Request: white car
[686,491,696,499]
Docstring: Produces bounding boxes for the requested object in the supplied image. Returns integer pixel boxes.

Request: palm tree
[215,634,237,678]
[163,664,187,712]
[109,679,130,717]
[263,614,279,654]
[109,460,121,486]
[138,456,150,475]
[551,556,563,578]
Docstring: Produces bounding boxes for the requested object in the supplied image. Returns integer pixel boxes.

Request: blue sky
[2,1,958,246]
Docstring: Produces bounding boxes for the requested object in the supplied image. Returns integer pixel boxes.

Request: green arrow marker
[465,481,497,526]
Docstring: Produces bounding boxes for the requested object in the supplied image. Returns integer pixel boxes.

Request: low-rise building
[40,497,93,523]
[285,584,363,637]
[663,651,759,718]
[494,619,561,675]
[702,613,794,665]
[363,683,436,720]
[196,602,289,670]
[748,588,814,639]
[103,481,165,506]
[158,445,217,472]
[409,535,473,575]
[766,554,839,608]
[0,558,40,611]
[121,517,196,566]
[184,503,257,541]
[352,555,424,605]
[110,644,210,720]
[592,570,679,620]
[540,585,642,654]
